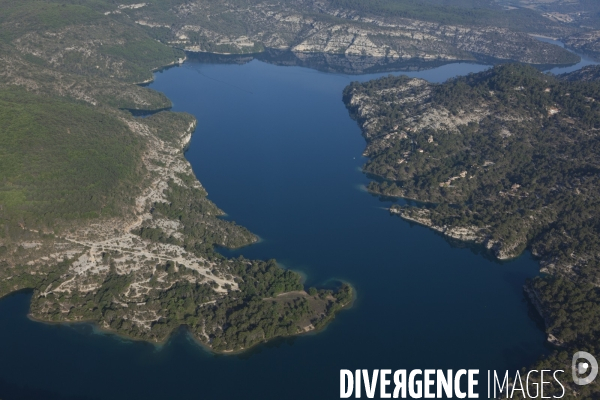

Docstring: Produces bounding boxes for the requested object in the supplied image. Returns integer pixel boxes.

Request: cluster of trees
[150,179,257,255]
[0,0,354,356]
[0,0,100,41]
[202,258,352,351]
[561,65,600,82]
[346,64,600,263]
[232,258,303,297]
[31,251,352,352]
[123,174,353,351]
[509,277,600,399]
[101,37,184,82]
[532,277,600,347]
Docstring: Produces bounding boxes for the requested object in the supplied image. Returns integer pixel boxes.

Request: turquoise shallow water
[1,51,596,399]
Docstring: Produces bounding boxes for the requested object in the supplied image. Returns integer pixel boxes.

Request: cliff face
[116,0,579,66]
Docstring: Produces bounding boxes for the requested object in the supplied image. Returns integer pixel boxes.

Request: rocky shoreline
[117,0,580,67]
[389,206,524,260]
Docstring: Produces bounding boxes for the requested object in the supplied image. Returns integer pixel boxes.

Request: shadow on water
[186,48,480,75]
[186,49,453,74]
[534,36,600,74]
[185,47,582,76]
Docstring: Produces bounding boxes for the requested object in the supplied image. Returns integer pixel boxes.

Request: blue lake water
[0,51,597,400]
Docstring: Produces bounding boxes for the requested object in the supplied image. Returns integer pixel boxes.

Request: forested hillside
[344,64,600,397]
[0,88,142,231]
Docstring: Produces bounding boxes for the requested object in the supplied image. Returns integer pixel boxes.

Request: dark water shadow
[184,47,581,76]
[0,379,100,400]
[122,107,172,118]
[185,49,472,75]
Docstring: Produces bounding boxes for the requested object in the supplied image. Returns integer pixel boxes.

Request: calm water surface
[1,53,596,399]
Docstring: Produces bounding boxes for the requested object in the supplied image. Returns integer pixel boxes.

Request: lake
[0,49,596,399]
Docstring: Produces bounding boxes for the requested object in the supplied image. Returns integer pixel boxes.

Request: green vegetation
[561,65,600,82]
[517,277,600,398]
[346,64,600,267]
[107,0,578,66]
[344,63,600,397]
[497,0,600,29]
[0,1,101,41]
[151,180,257,253]
[328,0,559,34]
[0,0,184,83]
[0,87,142,237]
[122,177,353,350]
[31,252,352,351]
[201,260,351,351]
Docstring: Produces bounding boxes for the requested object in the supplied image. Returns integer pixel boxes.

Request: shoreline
[23,280,356,355]
[134,55,188,85]
[341,58,600,372]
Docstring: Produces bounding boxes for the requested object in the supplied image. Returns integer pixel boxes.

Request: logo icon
[572,351,598,385]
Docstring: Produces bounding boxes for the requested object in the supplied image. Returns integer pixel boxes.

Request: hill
[344,63,600,397]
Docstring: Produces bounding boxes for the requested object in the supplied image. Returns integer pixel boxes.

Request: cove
[0,53,595,400]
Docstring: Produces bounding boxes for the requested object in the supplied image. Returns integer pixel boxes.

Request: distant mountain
[118,0,579,65]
